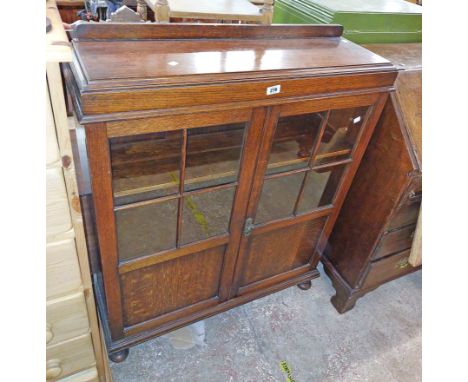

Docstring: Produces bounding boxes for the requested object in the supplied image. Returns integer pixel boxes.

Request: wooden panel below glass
[121,245,226,327]
[239,217,326,287]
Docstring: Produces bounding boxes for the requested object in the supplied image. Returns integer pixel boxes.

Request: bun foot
[109,348,129,363]
[297,280,312,290]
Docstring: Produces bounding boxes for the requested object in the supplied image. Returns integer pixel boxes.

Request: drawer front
[46,334,95,381]
[47,292,90,346]
[363,249,416,289]
[47,167,73,238]
[47,239,82,299]
[373,224,416,260]
[58,367,99,382]
[386,177,422,231]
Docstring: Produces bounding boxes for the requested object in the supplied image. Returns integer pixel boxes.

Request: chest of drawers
[65,23,397,361]
[46,2,110,380]
[322,43,422,313]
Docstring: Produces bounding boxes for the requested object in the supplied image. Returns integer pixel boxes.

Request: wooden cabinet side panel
[85,123,125,340]
[326,97,414,288]
[395,70,422,168]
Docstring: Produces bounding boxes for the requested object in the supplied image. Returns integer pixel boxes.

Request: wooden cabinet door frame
[85,108,266,340]
[229,92,389,298]
[86,92,388,340]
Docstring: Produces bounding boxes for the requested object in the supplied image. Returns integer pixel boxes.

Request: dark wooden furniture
[64,23,397,361]
[57,1,85,24]
[57,1,157,23]
[322,43,422,313]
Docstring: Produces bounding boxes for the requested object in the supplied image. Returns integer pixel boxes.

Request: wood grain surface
[322,43,421,313]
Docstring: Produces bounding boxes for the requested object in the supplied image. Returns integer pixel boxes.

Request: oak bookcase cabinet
[64,23,397,361]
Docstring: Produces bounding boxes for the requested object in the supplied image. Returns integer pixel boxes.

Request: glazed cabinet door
[230,93,386,297]
[86,109,265,339]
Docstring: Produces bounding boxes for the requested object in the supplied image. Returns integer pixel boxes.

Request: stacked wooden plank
[46,1,110,381]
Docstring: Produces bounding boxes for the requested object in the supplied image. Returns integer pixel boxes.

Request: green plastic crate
[273,0,422,43]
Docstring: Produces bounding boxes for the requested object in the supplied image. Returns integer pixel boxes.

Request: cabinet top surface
[365,43,421,167]
[363,43,421,70]
[71,24,395,90]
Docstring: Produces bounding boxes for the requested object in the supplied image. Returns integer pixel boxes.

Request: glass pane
[314,106,368,166]
[185,123,246,191]
[297,165,346,214]
[116,199,178,261]
[180,187,236,245]
[255,172,306,224]
[266,112,324,175]
[110,131,182,206]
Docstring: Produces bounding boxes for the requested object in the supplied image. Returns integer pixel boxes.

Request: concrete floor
[111,265,421,382]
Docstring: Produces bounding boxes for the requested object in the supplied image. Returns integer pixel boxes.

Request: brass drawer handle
[396,257,410,270]
[46,359,62,380]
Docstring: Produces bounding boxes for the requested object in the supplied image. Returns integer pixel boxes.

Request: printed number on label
[266,85,281,95]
